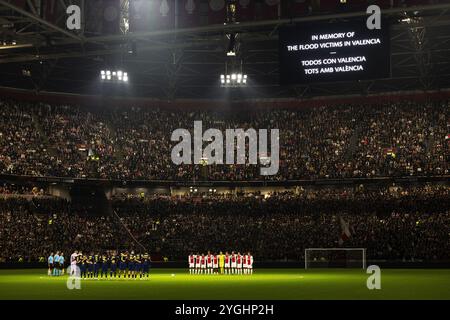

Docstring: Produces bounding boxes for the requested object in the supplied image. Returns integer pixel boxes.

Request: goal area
[304,248,366,269]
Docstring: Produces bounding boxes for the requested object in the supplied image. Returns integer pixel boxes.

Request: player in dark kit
[87,253,95,278]
[100,254,109,279]
[110,254,118,278]
[128,252,135,279]
[134,254,142,279]
[93,253,101,279]
[142,253,150,279]
[79,253,87,279]
[119,251,127,278]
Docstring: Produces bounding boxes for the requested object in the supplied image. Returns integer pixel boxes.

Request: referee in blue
[47,252,54,276]
[53,251,60,276]
[59,253,65,276]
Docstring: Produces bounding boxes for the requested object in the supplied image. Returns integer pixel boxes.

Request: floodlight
[101,69,129,82]
[220,72,248,87]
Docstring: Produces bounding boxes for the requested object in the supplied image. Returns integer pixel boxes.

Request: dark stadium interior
[1,1,450,99]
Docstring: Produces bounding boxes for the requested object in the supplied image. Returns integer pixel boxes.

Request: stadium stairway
[31,110,58,157]
[343,124,363,163]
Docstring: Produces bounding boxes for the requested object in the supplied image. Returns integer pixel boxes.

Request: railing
[1,173,449,188]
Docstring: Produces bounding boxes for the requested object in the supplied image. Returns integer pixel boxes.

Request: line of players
[47,251,65,276]
[69,250,151,279]
[189,251,254,274]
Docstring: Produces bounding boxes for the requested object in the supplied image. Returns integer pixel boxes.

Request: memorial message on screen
[279,21,390,84]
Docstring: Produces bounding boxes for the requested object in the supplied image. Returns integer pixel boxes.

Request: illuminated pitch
[0,269,449,300]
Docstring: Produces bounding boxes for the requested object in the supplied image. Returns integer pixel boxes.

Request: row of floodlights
[100,70,128,82]
[220,73,247,85]
[1,40,16,46]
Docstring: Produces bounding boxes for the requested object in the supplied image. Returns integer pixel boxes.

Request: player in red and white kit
[189,253,195,274]
[248,252,254,275]
[194,253,202,274]
[244,253,251,274]
[200,253,206,274]
[243,252,248,274]
[237,252,243,274]
[231,251,237,274]
[206,251,213,275]
[224,252,230,274]
[213,254,218,274]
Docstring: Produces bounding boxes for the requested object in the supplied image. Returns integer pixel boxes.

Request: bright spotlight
[100,69,129,82]
[220,73,248,87]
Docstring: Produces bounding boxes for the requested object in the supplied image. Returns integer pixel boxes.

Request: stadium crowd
[0,185,448,263]
[0,98,448,181]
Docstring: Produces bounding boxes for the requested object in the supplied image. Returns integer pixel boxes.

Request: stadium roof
[1,1,450,100]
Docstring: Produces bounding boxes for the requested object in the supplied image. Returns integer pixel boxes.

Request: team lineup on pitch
[45,251,255,280]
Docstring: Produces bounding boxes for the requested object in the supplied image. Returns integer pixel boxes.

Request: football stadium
[0,0,449,308]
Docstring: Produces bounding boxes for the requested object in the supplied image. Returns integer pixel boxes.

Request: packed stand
[0,185,448,263]
[0,98,448,181]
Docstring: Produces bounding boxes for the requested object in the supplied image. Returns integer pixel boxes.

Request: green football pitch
[0,268,449,300]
